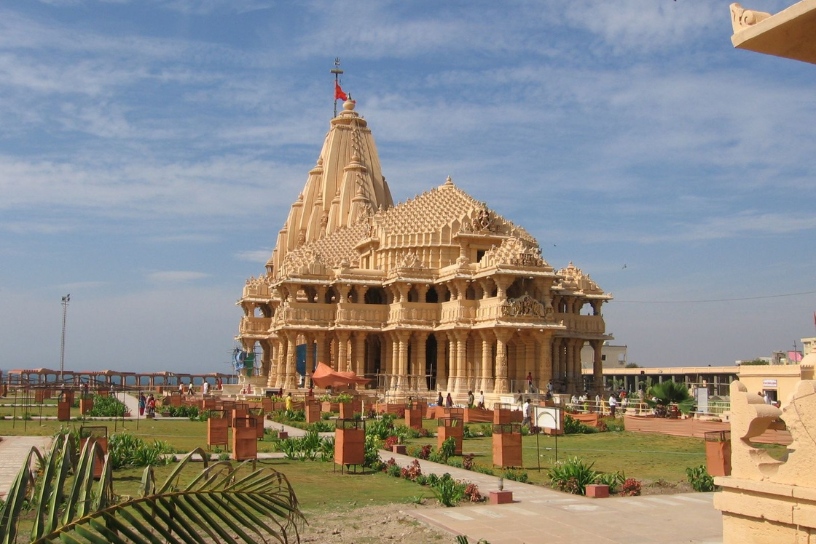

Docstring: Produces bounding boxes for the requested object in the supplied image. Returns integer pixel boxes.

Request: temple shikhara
[236,96,612,402]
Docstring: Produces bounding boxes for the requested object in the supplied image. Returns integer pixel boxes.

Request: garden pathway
[383,450,723,544]
[0,436,53,500]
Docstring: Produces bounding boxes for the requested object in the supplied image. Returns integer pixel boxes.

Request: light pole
[60,294,70,384]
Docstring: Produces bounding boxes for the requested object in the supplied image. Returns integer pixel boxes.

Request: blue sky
[1,0,814,375]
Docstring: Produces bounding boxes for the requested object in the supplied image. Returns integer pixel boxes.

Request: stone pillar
[389,333,399,389]
[396,331,410,391]
[414,331,429,392]
[537,333,553,390]
[315,332,327,367]
[283,332,298,390]
[447,331,459,391]
[494,329,513,394]
[479,329,494,393]
[590,339,603,394]
[271,337,284,388]
[304,335,315,388]
[435,332,447,391]
[353,331,366,378]
[454,330,468,393]
[336,331,350,373]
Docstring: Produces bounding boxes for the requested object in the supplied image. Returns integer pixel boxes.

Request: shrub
[620,478,642,496]
[366,414,396,440]
[563,415,595,435]
[384,435,400,449]
[548,457,599,495]
[107,432,174,469]
[604,418,625,432]
[386,459,402,478]
[462,453,475,471]
[401,459,423,481]
[686,465,715,492]
[594,471,625,494]
[462,425,477,439]
[478,424,493,437]
[363,434,383,470]
[503,468,529,483]
[439,437,456,462]
[416,444,433,460]
[464,483,483,502]
[86,394,127,418]
[431,473,465,507]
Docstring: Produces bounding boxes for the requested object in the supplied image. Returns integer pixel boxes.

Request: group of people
[568,391,629,417]
[137,392,156,417]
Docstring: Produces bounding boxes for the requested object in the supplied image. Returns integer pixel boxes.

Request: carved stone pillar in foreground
[714,380,816,543]
[590,339,603,394]
[479,329,494,394]
[282,332,298,390]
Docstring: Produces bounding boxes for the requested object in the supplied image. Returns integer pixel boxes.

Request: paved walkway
[0,436,53,499]
[380,451,722,544]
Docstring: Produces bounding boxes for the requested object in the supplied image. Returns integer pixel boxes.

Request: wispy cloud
[147,270,209,283]
[235,250,272,263]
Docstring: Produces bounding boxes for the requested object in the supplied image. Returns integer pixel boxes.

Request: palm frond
[0,439,305,544]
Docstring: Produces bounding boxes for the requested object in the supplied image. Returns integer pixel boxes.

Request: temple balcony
[336,303,389,327]
[558,314,606,334]
[438,299,477,325]
[274,302,336,326]
[239,316,272,335]
[386,302,440,326]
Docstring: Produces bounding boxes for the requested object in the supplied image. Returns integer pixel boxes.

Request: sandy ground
[299,501,452,543]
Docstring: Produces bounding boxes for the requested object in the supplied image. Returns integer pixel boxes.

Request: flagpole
[331,57,343,117]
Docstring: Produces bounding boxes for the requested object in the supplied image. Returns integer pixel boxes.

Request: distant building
[580,342,627,369]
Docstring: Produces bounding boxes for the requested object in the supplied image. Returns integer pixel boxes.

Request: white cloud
[147,271,209,283]
[235,250,272,263]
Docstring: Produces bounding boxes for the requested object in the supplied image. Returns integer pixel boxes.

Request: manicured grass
[399,421,708,484]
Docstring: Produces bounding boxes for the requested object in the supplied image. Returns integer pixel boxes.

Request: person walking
[522,398,532,429]
[526,372,534,393]
[445,393,453,408]
[478,390,485,409]
[285,392,293,411]
[467,391,475,408]
[609,393,618,418]
[436,392,444,406]
[138,392,146,417]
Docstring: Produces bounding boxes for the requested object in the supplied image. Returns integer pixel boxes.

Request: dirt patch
[299,501,453,543]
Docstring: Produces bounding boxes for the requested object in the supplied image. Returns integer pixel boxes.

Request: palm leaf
[0,447,45,544]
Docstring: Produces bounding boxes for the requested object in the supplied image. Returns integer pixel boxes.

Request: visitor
[187,383,194,396]
[547,381,553,394]
[467,390,475,408]
[285,392,293,411]
[445,393,453,408]
[526,372,534,393]
[216,377,222,390]
[178,382,184,395]
[478,390,485,409]
[621,395,629,414]
[436,392,444,406]
[522,398,532,429]
[202,380,209,395]
[147,394,156,417]
[595,393,601,412]
[609,393,618,417]
[138,392,146,416]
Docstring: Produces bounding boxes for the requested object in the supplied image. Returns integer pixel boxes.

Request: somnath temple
[236,97,612,402]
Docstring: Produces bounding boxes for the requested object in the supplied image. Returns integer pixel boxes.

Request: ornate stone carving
[500,294,545,318]
[730,3,771,33]
[397,250,424,269]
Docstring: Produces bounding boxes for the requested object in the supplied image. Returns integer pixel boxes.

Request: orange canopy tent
[310,362,371,389]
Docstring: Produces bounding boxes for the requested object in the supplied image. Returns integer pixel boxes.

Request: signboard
[533,406,561,431]
[763,379,778,388]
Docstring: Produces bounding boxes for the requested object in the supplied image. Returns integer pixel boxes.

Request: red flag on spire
[335,81,347,101]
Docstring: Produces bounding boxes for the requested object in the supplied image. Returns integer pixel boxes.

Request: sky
[1,0,815,376]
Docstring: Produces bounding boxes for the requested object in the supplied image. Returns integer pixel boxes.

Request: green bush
[563,415,595,435]
[431,473,465,507]
[503,468,529,483]
[439,437,456,462]
[686,465,715,492]
[594,471,625,493]
[107,432,174,469]
[366,413,397,440]
[548,457,599,495]
[86,394,127,418]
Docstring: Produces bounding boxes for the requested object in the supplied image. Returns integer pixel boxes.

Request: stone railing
[557,314,605,334]
[438,300,477,324]
[274,303,336,326]
[336,303,389,327]
[387,302,440,325]
[240,316,272,335]
[243,281,272,298]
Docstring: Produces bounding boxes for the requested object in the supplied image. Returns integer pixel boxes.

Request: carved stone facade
[236,98,612,400]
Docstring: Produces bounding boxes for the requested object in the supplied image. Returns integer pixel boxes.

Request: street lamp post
[60,294,70,384]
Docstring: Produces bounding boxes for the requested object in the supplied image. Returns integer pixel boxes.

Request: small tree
[646,380,694,416]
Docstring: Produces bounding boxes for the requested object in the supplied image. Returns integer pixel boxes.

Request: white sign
[763,379,778,388]
[534,406,561,431]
